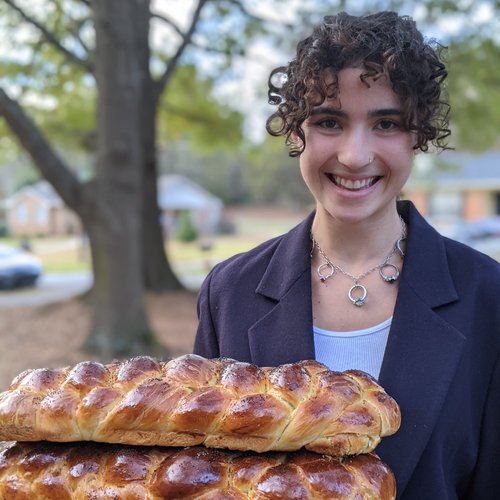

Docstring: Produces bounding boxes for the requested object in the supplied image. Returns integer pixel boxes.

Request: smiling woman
[193,11,500,500]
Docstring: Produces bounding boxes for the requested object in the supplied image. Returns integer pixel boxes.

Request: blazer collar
[249,212,315,366]
[255,211,315,301]
[394,200,459,307]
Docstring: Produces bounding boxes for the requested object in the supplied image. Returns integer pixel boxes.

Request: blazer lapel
[377,202,466,496]
[248,213,316,366]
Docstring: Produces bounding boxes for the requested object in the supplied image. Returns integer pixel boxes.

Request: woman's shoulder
[443,235,500,286]
[443,235,499,267]
[211,234,284,276]
[198,235,284,302]
[204,212,314,291]
[404,200,500,284]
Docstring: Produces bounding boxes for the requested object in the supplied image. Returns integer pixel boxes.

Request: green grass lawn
[0,207,307,276]
[0,237,261,275]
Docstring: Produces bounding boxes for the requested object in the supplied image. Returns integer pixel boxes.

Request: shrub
[176,210,198,242]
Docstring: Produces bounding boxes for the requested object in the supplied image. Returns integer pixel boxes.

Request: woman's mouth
[327,174,381,191]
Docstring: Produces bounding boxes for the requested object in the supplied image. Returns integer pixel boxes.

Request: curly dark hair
[266,11,450,156]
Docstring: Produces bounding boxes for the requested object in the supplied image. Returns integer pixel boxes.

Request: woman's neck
[311,207,404,268]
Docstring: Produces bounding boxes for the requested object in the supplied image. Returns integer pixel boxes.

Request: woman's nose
[336,130,373,169]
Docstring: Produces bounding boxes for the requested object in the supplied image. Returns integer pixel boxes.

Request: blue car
[0,243,43,289]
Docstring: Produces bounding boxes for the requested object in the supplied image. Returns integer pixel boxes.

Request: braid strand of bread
[0,354,400,456]
[0,441,397,500]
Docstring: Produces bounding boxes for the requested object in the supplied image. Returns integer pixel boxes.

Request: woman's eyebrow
[309,107,346,117]
[368,108,403,118]
[309,107,402,118]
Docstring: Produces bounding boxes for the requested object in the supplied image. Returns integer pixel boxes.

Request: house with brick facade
[403,150,500,225]
[3,181,82,238]
[2,175,222,239]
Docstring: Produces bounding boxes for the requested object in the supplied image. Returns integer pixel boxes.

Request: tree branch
[72,17,94,60]
[153,0,210,97]
[3,0,94,74]
[0,87,84,214]
[151,9,237,55]
[226,0,293,28]
[225,0,266,23]
[150,12,185,38]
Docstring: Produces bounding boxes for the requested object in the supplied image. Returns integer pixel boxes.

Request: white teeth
[332,176,377,190]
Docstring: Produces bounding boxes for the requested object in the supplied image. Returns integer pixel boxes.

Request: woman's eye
[377,120,399,131]
[317,118,339,129]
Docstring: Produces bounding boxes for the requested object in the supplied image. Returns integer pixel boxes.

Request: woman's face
[299,67,415,225]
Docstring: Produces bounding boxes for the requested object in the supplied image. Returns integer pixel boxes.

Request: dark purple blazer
[193,201,500,500]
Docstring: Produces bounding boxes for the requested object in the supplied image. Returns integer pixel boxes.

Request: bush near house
[176,210,198,243]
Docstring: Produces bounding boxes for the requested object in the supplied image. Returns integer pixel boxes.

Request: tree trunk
[82,191,165,358]
[141,82,184,292]
[82,0,167,358]
[139,0,210,292]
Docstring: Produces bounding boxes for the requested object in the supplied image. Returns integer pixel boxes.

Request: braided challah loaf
[0,441,396,499]
[0,354,400,456]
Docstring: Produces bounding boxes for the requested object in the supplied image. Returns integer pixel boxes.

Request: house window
[36,206,48,224]
[16,205,28,224]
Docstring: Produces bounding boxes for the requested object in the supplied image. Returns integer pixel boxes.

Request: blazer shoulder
[205,235,284,290]
[441,238,500,318]
[444,236,500,282]
[203,213,314,297]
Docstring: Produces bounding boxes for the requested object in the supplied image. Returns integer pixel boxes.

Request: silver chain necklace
[310,217,406,307]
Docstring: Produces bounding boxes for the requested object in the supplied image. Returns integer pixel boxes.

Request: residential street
[0,272,92,308]
[0,270,205,309]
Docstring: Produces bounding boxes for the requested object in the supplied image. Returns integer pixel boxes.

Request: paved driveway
[0,272,93,308]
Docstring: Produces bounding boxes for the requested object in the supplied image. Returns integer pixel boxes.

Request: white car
[457,216,500,243]
[0,243,43,289]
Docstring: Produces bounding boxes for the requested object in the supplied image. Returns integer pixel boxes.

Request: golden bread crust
[0,355,400,456]
[0,441,397,500]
